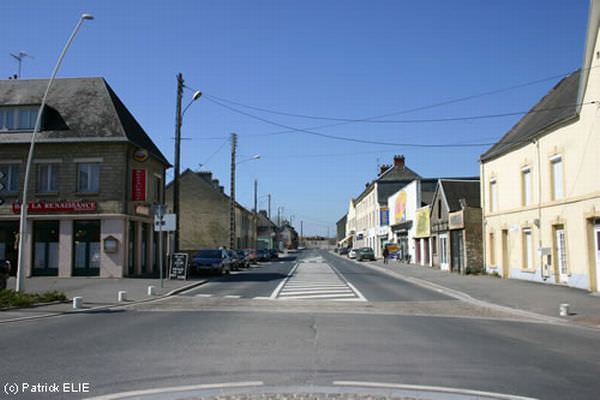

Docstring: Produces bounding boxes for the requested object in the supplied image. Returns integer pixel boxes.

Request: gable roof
[439,179,481,212]
[0,77,169,165]
[480,70,581,162]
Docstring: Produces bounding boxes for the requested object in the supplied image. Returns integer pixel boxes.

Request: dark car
[235,249,250,268]
[190,249,232,275]
[356,247,376,261]
[339,247,350,255]
[269,248,279,260]
[256,249,270,262]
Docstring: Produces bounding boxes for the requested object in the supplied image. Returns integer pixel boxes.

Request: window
[78,163,100,193]
[555,226,568,277]
[489,179,497,212]
[522,167,532,206]
[0,107,38,131]
[437,199,442,219]
[523,228,534,269]
[0,164,19,193]
[153,175,162,203]
[37,164,58,193]
[551,156,563,200]
[489,232,496,265]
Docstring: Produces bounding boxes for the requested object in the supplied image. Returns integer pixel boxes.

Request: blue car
[190,249,232,275]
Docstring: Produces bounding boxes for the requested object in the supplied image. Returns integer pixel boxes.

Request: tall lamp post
[15,13,94,293]
[173,73,201,252]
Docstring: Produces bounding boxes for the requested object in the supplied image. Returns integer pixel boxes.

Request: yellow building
[480,1,600,291]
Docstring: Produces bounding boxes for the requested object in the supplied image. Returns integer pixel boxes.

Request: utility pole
[173,73,184,252]
[268,194,271,219]
[301,220,303,246]
[254,179,258,213]
[229,133,237,249]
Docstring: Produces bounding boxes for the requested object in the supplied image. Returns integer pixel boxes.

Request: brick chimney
[379,164,391,176]
[393,155,405,168]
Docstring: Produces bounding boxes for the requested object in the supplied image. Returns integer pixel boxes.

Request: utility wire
[204,94,594,124]
[204,96,523,148]
[185,67,591,139]
[198,138,229,168]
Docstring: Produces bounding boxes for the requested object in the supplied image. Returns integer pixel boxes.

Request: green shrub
[0,289,67,309]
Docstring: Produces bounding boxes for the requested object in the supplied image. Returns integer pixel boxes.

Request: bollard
[147,286,156,296]
[73,296,83,309]
[560,303,570,317]
[118,291,127,302]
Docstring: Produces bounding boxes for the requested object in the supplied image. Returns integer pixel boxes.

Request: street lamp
[15,13,94,292]
[173,74,202,252]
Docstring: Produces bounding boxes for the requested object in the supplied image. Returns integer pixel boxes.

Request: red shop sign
[13,200,97,214]
[131,169,146,201]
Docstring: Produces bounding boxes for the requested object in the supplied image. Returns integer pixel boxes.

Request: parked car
[269,248,279,259]
[356,247,376,261]
[190,249,232,275]
[236,249,250,268]
[348,248,358,259]
[256,249,270,262]
[244,249,257,264]
[339,247,350,255]
[227,250,243,270]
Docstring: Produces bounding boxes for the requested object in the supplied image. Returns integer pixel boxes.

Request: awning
[338,234,353,246]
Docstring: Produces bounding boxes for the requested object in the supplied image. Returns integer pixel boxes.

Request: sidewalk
[0,276,205,323]
[361,257,600,328]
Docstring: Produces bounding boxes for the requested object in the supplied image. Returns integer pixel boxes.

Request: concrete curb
[329,252,570,326]
[0,279,208,324]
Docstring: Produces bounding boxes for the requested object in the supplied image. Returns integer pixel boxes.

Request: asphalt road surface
[2,249,600,400]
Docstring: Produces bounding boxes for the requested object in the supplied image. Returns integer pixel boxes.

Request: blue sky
[1,0,590,235]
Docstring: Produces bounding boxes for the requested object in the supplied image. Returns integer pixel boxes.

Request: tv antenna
[10,51,33,79]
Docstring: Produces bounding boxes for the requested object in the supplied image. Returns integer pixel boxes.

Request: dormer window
[0,106,39,131]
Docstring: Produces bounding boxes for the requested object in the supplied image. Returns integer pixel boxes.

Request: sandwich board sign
[169,253,188,280]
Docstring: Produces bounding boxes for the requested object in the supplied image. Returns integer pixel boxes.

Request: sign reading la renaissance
[12,200,97,214]
[131,169,147,201]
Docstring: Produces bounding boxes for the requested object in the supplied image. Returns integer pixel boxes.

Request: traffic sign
[153,213,176,232]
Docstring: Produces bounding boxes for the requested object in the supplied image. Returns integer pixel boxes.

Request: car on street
[256,249,271,262]
[190,249,232,275]
[348,248,358,259]
[243,249,257,264]
[269,248,279,259]
[356,247,376,261]
[339,247,350,255]
[235,249,250,268]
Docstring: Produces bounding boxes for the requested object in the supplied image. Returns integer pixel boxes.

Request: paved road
[2,249,600,400]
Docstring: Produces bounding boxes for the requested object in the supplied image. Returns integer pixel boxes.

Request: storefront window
[73,220,100,276]
[32,221,59,276]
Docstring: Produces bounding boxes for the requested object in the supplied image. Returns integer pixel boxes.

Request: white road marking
[84,381,264,400]
[332,381,538,400]
[194,294,213,298]
[252,296,272,300]
[269,263,299,299]
[280,293,359,300]
[279,289,354,296]
[223,295,241,299]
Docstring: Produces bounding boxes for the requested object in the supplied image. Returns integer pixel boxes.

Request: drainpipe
[480,160,486,274]
[535,139,544,279]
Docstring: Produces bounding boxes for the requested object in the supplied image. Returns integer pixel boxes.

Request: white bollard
[72,297,83,309]
[147,286,156,296]
[560,303,570,317]
[118,291,127,302]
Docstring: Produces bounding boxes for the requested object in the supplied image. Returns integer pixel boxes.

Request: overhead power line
[204,94,593,124]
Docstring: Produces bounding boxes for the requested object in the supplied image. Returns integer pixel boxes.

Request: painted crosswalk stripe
[223,295,241,299]
[194,294,213,298]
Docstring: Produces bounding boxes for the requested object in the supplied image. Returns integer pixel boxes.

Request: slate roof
[0,77,169,165]
[439,179,481,212]
[480,70,581,162]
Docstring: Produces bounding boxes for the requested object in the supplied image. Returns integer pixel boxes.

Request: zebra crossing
[274,258,366,302]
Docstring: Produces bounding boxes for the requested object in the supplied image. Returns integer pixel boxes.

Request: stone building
[256,210,277,250]
[0,77,169,277]
[430,179,482,274]
[165,169,256,251]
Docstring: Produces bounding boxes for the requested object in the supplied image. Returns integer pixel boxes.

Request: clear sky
[1,0,590,236]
